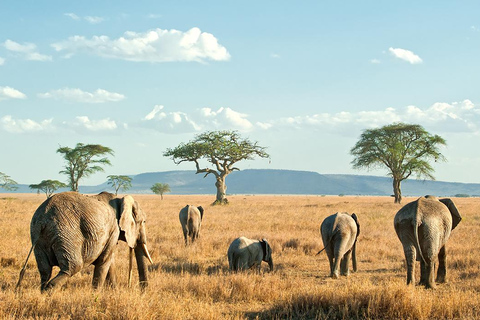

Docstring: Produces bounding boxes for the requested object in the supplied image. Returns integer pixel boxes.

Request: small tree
[107,175,132,195]
[151,183,170,200]
[57,143,114,192]
[29,180,67,198]
[0,172,18,191]
[164,130,270,205]
[350,122,446,204]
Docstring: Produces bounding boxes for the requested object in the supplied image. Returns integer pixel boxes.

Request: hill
[8,169,480,197]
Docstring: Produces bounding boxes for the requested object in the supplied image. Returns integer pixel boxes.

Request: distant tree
[164,130,270,205]
[350,123,446,204]
[0,172,18,191]
[57,143,114,192]
[29,180,67,198]
[151,183,170,200]
[107,175,132,195]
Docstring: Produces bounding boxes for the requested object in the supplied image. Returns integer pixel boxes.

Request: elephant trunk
[134,243,149,289]
[268,258,274,272]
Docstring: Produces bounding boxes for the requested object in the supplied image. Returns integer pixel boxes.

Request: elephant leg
[424,260,436,289]
[325,247,335,277]
[182,226,188,245]
[43,270,72,292]
[436,246,447,283]
[340,251,352,276]
[403,244,416,285]
[34,249,53,291]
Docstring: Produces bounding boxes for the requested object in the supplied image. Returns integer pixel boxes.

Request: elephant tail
[15,241,37,293]
[413,215,426,265]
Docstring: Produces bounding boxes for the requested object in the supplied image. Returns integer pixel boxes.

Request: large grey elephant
[319,212,360,279]
[394,195,461,289]
[17,191,153,292]
[179,205,204,245]
[227,236,273,272]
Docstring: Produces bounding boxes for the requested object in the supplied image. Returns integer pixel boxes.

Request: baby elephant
[319,212,360,279]
[227,236,273,272]
[179,205,204,245]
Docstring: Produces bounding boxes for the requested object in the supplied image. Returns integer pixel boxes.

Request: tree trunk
[393,178,402,204]
[213,176,228,205]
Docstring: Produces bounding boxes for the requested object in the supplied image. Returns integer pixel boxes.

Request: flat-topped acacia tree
[164,130,270,205]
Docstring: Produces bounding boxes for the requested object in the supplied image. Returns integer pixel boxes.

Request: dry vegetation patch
[1,194,479,319]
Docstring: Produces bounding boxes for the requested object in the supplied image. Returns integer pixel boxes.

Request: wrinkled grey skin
[179,205,204,245]
[320,212,360,279]
[394,195,461,289]
[29,191,152,292]
[227,236,273,272]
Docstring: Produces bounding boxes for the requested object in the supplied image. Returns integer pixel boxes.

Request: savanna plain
[1,193,479,319]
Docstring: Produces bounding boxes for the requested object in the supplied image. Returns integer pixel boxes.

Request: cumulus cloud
[3,39,52,61]
[38,88,125,103]
[51,27,230,63]
[72,116,117,131]
[258,100,480,135]
[1,115,54,133]
[388,47,422,64]
[142,105,253,133]
[0,86,27,100]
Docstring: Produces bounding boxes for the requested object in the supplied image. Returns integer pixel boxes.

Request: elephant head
[260,239,274,272]
[117,195,153,288]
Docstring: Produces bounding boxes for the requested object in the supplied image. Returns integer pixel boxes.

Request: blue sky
[1,1,480,186]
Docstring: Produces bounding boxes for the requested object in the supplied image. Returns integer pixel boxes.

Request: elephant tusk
[128,247,134,288]
[142,243,153,265]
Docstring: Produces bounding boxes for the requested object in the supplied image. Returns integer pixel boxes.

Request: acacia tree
[57,143,114,192]
[0,172,18,191]
[164,130,270,205]
[151,183,170,200]
[350,123,446,204]
[29,180,67,198]
[107,175,132,195]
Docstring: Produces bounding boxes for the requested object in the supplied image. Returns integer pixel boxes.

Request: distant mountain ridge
[8,169,480,197]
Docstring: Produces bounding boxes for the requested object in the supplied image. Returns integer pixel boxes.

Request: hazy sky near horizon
[1,1,480,186]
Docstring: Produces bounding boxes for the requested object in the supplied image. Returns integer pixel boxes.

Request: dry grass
[1,193,479,319]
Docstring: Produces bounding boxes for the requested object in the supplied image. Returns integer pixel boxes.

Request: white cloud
[370,58,381,64]
[3,39,52,61]
[73,116,117,131]
[51,27,230,63]
[0,86,27,100]
[142,105,252,133]
[38,88,125,103]
[271,53,280,59]
[1,115,54,133]
[65,13,80,20]
[0,57,5,65]
[388,47,422,64]
[65,13,104,24]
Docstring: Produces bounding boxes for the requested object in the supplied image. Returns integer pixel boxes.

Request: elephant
[16,191,153,292]
[319,212,360,279]
[179,205,204,245]
[227,236,273,272]
[394,195,462,289]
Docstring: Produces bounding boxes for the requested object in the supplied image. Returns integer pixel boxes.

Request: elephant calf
[227,236,273,272]
[394,195,462,289]
[319,212,360,279]
[179,205,204,245]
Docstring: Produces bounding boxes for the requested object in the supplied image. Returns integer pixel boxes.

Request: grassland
[0,193,479,319]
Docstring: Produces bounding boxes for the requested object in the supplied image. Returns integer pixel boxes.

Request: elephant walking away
[17,191,153,292]
[394,195,462,289]
[319,212,360,279]
[179,205,204,245]
[227,236,273,272]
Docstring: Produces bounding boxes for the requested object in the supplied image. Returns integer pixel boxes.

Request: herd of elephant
[15,191,461,292]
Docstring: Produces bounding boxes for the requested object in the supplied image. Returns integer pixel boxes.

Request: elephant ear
[197,206,204,220]
[439,198,462,230]
[119,195,137,248]
[351,213,360,237]
[260,239,269,260]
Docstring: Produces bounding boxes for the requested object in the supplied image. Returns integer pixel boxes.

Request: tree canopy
[107,175,132,195]
[164,130,269,204]
[0,172,18,191]
[350,122,446,203]
[29,180,67,198]
[57,143,114,192]
[151,183,170,200]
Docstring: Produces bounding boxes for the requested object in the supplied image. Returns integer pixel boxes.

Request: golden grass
[1,193,479,319]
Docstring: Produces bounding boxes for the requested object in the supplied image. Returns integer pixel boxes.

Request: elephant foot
[341,271,350,277]
[331,272,339,279]
[436,277,447,284]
